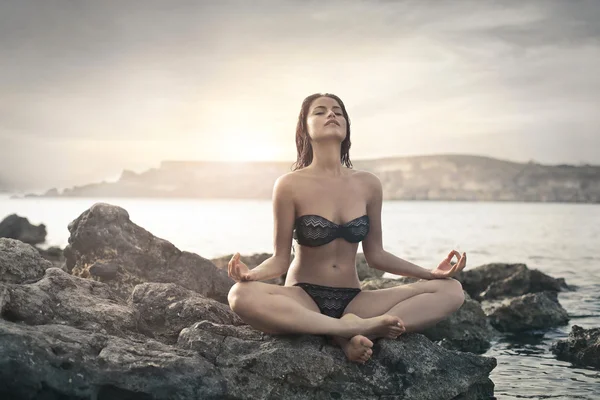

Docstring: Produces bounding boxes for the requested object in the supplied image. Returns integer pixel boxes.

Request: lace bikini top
[293,214,370,247]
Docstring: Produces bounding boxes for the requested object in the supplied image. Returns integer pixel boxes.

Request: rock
[89,261,119,280]
[361,277,495,353]
[422,292,496,354]
[0,321,226,400]
[64,203,233,303]
[0,268,147,338]
[356,253,385,281]
[178,323,496,400]
[454,263,568,301]
[0,214,47,245]
[36,246,66,270]
[551,325,600,369]
[0,228,498,399]
[485,291,569,332]
[361,277,418,290]
[0,238,50,284]
[131,282,243,344]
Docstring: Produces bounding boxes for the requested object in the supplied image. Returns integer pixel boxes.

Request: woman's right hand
[228,252,255,282]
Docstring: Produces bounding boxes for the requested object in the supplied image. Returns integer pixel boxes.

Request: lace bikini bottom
[294,282,361,319]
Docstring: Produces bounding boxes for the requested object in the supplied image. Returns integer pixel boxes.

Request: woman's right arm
[245,173,295,282]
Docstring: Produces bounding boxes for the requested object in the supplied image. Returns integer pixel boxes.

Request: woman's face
[306,96,347,142]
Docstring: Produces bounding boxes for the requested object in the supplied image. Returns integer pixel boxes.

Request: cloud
[0,0,599,190]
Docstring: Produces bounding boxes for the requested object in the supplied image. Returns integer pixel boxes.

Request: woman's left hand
[430,250,467,279]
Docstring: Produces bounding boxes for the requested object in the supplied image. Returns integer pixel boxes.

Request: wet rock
[485,291,569,332]
[0,238,50,284]
[64,203,233,303]
[422,292,496,354]
[454,263,568,301]
[0,214,47,245]
[551,325,600,370]
[130,282,243,344]
[361,277,494,353]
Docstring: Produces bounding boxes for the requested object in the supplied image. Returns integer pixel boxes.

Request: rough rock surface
[0,238,51,284]
[361,277,495,353]
[130,282,244,344]
[454,263,568,301]
[64,203,233,303]
[36,245,67,269]
[551,325,600,370]
[0,213,47,245]
[0,203,498,399]
[0,268,147,339]
[421,292,496,354]
[485,291,569,332]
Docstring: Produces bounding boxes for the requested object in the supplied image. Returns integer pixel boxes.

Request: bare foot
[342,335,374,364]
[343,313,405,340]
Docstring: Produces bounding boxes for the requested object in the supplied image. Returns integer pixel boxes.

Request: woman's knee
[227,281,258,312]
[441,278,465,309]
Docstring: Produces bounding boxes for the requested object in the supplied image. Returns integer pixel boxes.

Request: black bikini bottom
[294,282,361,319]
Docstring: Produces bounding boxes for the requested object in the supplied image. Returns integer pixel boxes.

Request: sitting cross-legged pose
[227,93,467,364]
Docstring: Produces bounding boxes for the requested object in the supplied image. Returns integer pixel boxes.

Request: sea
[1,195,599,399]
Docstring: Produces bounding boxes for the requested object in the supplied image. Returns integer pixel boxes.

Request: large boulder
[0,238,50,284]
[0,268,146,338]
[0,321,226,400]
[130,282,244,344]
[485,291,569,332]
[551,325,600,370]
[421,292,496,354]
[64,203,233,303]
[0,222,498,399]
[361,278,495,353]
[179,321,496,400]
[454,263,568,301]
[0,214,47,245]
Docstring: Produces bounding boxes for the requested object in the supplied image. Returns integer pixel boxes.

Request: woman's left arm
[360,173,466,280]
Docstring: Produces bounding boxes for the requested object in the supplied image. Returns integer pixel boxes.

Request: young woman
[227,93,467,364]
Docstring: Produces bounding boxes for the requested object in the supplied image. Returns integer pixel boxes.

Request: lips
[325,120,340,126]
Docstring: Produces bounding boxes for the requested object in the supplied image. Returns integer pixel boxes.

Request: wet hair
[291,93,352,171]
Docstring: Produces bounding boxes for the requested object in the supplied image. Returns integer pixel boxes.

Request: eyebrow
[313,105,342,111]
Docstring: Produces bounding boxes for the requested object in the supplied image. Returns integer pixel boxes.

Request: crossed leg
[332,278,465,363]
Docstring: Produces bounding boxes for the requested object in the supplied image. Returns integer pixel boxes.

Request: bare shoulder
[274,171,297,192]
[353,169,382,190]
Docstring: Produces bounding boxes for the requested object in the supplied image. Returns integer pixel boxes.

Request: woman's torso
[284,168,370,289]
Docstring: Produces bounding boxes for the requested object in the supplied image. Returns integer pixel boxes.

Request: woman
[227,93,467,364]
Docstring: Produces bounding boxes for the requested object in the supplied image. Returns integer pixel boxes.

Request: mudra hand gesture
[228,252,256,282]
[431,250,467,279]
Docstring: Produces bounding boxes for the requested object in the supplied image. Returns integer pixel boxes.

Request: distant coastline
[11,154,600,203]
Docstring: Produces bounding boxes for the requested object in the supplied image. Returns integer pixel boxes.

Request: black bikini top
[293,214,370,247]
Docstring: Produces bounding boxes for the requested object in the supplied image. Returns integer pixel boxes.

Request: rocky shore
[0,205,596,399]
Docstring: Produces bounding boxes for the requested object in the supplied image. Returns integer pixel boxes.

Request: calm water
[1,195,599,399]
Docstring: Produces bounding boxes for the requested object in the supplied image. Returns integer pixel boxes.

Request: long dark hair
[291,93,352,171]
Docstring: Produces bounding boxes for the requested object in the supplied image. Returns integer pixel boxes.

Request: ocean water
[1,195,599,399]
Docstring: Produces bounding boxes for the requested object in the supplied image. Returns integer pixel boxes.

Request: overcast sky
[1,0,599,190]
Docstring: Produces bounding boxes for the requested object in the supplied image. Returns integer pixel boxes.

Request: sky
[1,0,599,191]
